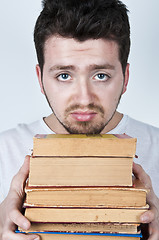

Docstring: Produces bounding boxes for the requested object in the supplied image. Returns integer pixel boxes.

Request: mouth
[70,110,97,122]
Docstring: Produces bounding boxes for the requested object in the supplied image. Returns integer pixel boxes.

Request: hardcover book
[33,134,137,157]
[28,156,133,187]
[19,222,140,234]
[25,178,148,207]
[16,230,142,240]
[24,206,148,223]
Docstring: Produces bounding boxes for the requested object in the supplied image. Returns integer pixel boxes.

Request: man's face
[37,36,129,134]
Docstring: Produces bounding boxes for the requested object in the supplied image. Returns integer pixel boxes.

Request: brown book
[28,156,133,187]
[24,206,148,223]
[25,178,148,208]
[17,232,141,240]
[33,134,137,157]
[19,222,140,234]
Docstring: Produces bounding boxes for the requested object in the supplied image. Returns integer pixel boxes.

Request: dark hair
[34,0,130,74]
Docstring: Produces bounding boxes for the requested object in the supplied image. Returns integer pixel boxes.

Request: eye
[57,73,72,81]
[94,73,110,81]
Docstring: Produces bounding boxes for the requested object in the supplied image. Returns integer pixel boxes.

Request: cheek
[45,85,70,115]
[99,83,122,108]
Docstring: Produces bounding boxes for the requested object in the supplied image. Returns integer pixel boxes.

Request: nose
[74,79,95,106]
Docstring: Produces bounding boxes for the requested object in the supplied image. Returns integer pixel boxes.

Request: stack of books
[18,134,148,239]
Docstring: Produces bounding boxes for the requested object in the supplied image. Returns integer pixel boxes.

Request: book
[16,231,142,240]
[25,178,148,207]
[33,134,137,157]
[28,156,133,187]
[19,222,140,234]
[24,206,148,223]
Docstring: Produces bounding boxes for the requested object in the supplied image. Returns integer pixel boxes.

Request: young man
[0,0,159,239]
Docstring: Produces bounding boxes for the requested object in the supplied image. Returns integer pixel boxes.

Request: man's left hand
[133,163,159,239]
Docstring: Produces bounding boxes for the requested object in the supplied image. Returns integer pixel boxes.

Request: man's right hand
[0,155,39,240]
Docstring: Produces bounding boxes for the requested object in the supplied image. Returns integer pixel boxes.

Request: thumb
[18,155,30,180]
[133,162,152,189]
[10,155,30,194]
[133,162,157,204]
[4,156,31,230]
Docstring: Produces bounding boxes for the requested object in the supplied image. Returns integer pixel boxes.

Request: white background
[0,0,159,133]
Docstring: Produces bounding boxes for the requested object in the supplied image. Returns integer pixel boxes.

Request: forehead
[44,36,120,65]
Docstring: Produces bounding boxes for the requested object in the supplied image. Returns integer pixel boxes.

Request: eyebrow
[88,64,115,71]
[49,65,76,72]
[49,64,115,72]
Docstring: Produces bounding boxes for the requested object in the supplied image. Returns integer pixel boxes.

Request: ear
[36,64,45,95]
[122,63,130,94]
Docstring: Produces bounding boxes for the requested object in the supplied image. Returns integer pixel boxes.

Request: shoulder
[124,115,159,166]
[114,115,159,197]
[0,120,44,156]
[0,119,44,139]
[0,119,44,140]
[125,116,159,142]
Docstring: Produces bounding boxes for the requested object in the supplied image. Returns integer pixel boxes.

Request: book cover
[16,230,142,240]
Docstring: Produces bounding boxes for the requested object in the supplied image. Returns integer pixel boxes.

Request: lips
[70,111,97,121]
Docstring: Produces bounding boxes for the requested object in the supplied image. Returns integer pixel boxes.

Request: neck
[44,111,123,134]
[101,111,123,134]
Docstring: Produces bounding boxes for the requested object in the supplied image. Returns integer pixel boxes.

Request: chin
[64,122,106,134]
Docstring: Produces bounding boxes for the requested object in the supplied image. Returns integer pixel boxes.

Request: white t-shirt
[0,115,159,203]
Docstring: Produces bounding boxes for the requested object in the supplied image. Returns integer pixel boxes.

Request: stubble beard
[62,113,113,134]
[43,92,122,134]
[62,103,106,134]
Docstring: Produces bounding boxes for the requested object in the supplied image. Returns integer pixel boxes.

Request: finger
[8,208,31,230]
[148,231,159,240]
[140,208,155,224]
[2,230,39,240]
[133,162,152,189]
[149,211,159,235]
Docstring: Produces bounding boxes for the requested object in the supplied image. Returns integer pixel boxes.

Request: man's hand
[133,163,159,240]
[0,155,39,240]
